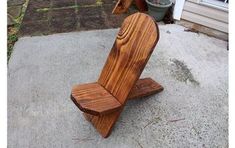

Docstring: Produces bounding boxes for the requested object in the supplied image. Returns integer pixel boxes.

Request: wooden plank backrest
[98,12,159,105]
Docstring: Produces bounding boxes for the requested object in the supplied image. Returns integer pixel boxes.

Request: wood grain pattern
[128,78,163,100]
[71,83,122,116]
[98,12,159,105]
[112,0,147,14]
[71,78,163,116]
[112,0,134,14]
[85,13,160,138]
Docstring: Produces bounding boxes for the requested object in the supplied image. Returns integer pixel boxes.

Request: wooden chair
[112,0,147,14]
[71,12,163,138]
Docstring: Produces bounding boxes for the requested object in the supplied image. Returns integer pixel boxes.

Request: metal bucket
[146,0,172,21]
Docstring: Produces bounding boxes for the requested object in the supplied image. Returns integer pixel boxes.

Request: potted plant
[145,0,172,21]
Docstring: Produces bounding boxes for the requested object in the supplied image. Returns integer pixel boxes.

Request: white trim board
[173,0,186,20]
[184,1,228,23]
[181,10,228,33]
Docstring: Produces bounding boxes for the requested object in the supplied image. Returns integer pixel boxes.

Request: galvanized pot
[146,0,172,21]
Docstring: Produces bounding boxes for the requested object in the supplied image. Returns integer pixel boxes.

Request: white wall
[174,0,228,33]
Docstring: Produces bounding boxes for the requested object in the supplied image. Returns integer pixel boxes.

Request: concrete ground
[8,24,228,148]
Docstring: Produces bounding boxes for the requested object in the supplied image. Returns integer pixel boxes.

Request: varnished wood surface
[134,0,148,12]
[71,83,122,116]
[71,78,163,116]
[112,0,147,14]
[112,0,134,14]
[85,13,160,138]
[98,12,159,104]
[128,78,163,100]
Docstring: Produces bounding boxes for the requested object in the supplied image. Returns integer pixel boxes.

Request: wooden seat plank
[71,83,122,116]
[71,78,163,116]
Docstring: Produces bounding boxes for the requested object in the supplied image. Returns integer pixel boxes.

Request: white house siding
[181,0,228,33]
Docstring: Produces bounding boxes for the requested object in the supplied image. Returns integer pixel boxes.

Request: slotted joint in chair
[71,12,163,138]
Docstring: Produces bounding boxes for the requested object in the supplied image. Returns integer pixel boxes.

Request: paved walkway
[8,24,228,147]
[19,0,137,36]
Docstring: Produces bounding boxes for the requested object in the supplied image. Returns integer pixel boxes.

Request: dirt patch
[170,59,200,86]
[7,0,29,62]
[19,0,138,36]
